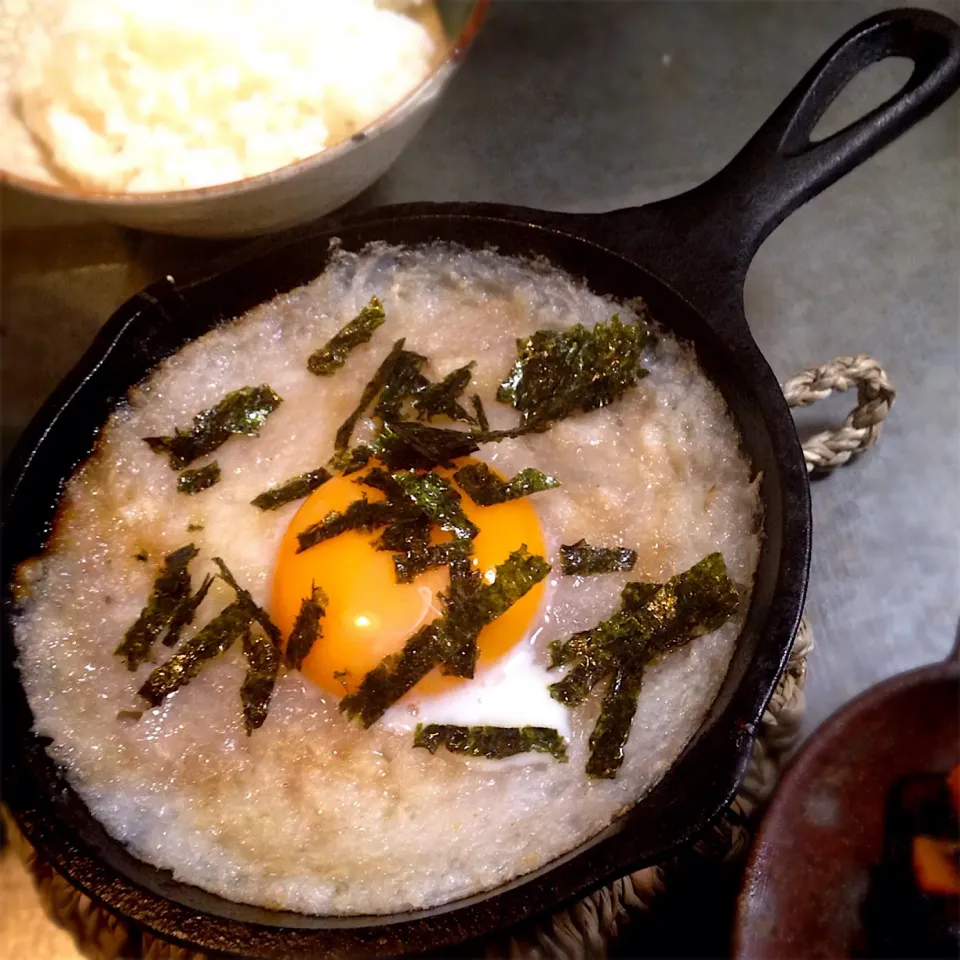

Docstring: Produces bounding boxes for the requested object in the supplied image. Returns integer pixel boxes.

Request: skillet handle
[585,8,960,309]
[694,7,960,263]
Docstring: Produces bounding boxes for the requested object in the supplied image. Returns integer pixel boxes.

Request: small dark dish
[734,640,960,959]
[3,10,960,959]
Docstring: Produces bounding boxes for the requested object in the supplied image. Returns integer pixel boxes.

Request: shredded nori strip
[138,600,251,706]
[115,544,198,670]
[373,347,429,421]
[372,351,476,424]
[296,497,396,553]
[331,444,374,475]
[584,664,645,779]
[140,560,284,722]
[471,395,489,431]
[162,573,214,647]
[391,470,478,541]
[358,467,456,582]
[213,557,282,647]
[357,465,405,499]
[286,584,328,670]
[548,553,739,778]
[454,461,560,506]
[374,420,480,470]
[548,654,615,707]
[374,420,530,472]
[497,315,649,427]
[334,338,407,452]
[177,461,221,495]
[375,507,438,583]
[451,546,550,637]
[251,467,331,510]
[375,511,431,554]
[430,554,483,679]
[327,338,484,469]
[548,582,660,675]
[340,622,443,726]
[340,546,550,726]
[144,385,282,470]
[295,467,475,584]
[413,724,568,762]
[393,539,473,584]
[240,628,280,734]
[546,581,664,707]
[413,364,476,424]
[134,552,148,563]
[307,296,386,376]
[559,539,637,576]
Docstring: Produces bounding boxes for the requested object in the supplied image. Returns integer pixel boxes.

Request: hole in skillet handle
[808,56,915,142]
[575,7,960,315]
[727,7,960,248]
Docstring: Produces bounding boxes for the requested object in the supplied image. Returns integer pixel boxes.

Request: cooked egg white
[382,638,571,739]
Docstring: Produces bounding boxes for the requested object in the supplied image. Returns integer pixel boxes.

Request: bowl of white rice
[0,0,488,237]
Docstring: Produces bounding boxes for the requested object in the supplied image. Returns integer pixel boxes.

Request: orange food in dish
[912,835,960,896]
[947,764,960,816]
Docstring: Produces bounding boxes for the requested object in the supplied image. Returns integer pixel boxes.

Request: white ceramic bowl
[0,1,488,238]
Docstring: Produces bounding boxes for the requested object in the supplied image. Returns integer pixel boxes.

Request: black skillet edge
[1,209,803,959]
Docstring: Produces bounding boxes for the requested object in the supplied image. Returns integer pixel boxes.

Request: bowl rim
[733,652,960,959]
[0,0,490,205]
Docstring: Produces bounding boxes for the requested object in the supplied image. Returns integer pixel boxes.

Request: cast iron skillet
[3,9,959,959]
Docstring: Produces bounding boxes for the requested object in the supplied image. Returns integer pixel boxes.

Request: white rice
[0,0,437,192]
[12,244,762,915]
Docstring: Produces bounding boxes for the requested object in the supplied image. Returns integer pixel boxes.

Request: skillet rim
[0,204,810,958]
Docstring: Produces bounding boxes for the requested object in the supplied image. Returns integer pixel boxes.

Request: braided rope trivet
[781,354,895,472]
[5,356,891,960]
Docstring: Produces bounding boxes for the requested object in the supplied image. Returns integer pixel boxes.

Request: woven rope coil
[6,356,890,960]
[781,354,895,472]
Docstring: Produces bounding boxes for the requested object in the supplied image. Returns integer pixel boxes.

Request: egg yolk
[271,459,547,697]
